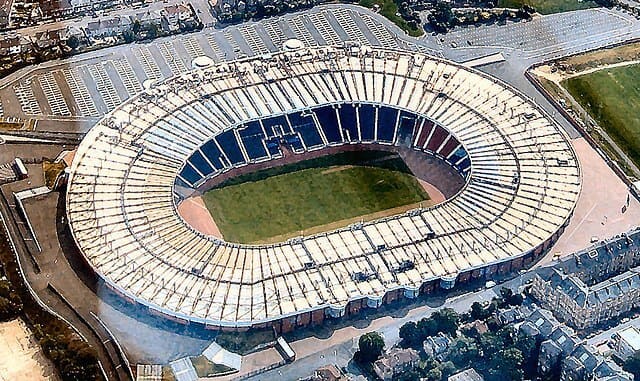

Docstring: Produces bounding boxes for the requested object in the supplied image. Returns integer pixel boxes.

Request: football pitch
[562,64,640,167]
[201,152,430,243]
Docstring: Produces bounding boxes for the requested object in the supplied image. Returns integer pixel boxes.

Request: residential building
[448,368,484,381]
[372,348,419,381]
[611,325,640,360]
[423,333,452,361]
[530,228,640,329]
[518,308,633,381]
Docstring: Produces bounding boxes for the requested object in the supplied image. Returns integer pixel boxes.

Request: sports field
[498,0,596,14]
[201,152,430,243]
[562,64,640,166]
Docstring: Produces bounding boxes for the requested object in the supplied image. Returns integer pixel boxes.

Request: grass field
[562,64,640,166]
[202,152,429,243]
[498,0,597,14]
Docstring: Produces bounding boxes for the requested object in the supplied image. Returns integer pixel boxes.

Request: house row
[530,228,640,329]
[520,309,631,381]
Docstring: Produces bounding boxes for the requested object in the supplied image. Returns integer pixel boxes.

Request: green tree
[132,19,141,34]
[66,35,79,49]
[470,301,489,320]
[448,336,479,367]
[488,348,524,381]
[624,351,640,380]
[515,332,539,377]
[357,331,385,363]
[399,321,422,349]
[432,308,459,336]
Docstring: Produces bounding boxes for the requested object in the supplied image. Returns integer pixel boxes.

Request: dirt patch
[418,179,445,204]
[320,165,354,174]
[0,318,59,381]
[177,196,223,239]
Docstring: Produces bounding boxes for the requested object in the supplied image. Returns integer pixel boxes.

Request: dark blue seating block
[359,104,376,141]
[314,106,342,144]
[456,157,471,173]
[285,134,304,151]
[180,163,202,185]
[448,147,467,165]
[377,106,398,142]
[266,139,281,156]
[289,112,323,147]
[262,115,291,137]
[216,130,245,165]
[239,122,268,160]
[189,150,214,177]
[338,104,358,141]
[201,140,224,169]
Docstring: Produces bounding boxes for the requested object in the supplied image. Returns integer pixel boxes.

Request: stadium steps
[0,162,17,185]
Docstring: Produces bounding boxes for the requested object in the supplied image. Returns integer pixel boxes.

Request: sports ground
[562,63,640,167]
[200,152,431,243]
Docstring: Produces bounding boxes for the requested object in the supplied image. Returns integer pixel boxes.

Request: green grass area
[358,0,424,37]
[202,152,429,243]
[562,64,640,166]
[498,0,597,14]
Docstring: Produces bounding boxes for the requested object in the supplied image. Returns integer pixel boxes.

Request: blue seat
[180,163,202,186]
[289,111,323,148]
[201,140,224,169]
[448,147,467,165]
[358,104,376,141]
[174,176,191,190]
[262,115,291,137]
[456,157,471,173]
[188,150,214,178]
[285,134,304,151]
[314,106,342,144]
[216,130,245,165]
[265,138,281,156]
[239,121,268,161]
[377,106,398,143]
[338,104,358,142]
[396,111,418,146]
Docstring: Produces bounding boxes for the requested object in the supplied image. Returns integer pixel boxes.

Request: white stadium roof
[67,45,581,327]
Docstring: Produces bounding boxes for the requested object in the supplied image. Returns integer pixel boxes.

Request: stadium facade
[66,45,581,332]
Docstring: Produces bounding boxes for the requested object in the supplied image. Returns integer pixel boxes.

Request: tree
[488,348,524,381]
[624,351,640,380]
[357,332,385,363]
[471,301,489,320]
[448,336,479,367]
[399,321,422,349]
[132,19,141,35]
[66,35,79,50]
[515,332,539,378]
[432,308,459,336]
[438,361,456,379]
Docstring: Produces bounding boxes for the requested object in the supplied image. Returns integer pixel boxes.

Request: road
[238,275,534,381]
[0,172,133,381]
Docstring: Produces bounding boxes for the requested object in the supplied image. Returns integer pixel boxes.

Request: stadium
[65,44,581,332]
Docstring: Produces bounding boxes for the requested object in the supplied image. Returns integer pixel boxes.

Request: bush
[356,332,385,363]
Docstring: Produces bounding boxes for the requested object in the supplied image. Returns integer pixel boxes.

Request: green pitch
[563,64,640,166]
[201,152,429,243]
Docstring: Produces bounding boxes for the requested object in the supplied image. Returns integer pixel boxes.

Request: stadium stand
[66,45,581,331]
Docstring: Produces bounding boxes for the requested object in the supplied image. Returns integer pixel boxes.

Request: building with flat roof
[611,326,640,360]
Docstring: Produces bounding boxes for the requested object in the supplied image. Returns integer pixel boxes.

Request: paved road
[0,180,133,380]
[241,275,532,381]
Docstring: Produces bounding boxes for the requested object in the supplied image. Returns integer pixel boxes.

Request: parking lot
[0,6,408,123]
